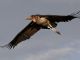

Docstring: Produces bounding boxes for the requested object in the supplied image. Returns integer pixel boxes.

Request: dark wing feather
[43,15,76,22]
[4,21,41,49]
[39,15,76,22]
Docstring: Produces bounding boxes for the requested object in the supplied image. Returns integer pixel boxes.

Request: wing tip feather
[0,43,14,49]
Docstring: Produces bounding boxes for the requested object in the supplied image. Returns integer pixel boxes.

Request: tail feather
[70,10,80,18]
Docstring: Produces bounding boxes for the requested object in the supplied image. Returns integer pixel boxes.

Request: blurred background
[0,0,80,60]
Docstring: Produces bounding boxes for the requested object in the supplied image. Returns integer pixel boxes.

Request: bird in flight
[1,10,80,49]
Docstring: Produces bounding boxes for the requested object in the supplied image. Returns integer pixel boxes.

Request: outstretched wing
[44,10,80,22]
[3,21,41,49]
[45,15,76,22]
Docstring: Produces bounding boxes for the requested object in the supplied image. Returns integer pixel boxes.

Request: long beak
[25,16,32,20]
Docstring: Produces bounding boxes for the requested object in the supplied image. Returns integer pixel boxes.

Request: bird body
[1,10,80,49]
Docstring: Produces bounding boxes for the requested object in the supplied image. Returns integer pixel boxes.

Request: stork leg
[48,23,61,35]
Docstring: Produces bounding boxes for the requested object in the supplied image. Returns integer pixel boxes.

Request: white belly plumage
[36,17,49,26]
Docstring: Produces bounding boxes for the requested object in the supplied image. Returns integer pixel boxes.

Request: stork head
[26,15,37,20]
[25,14,41,20]
[25,15,40,22]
